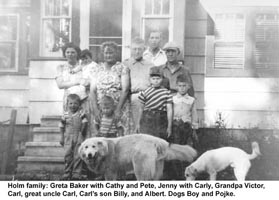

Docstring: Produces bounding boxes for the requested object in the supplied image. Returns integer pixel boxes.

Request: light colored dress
[92,62,133,135]
[56,63,84,110]
[56,62,94,137]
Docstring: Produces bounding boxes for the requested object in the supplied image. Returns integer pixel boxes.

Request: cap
[163,41,180,53]
[149,66,163,77]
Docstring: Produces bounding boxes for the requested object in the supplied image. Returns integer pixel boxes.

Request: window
[142,0,173,45]
[0,14,19,72]
[254,13,279,68]
[40,0,71,57]
[214,13,245,69]
[89,0,123,62]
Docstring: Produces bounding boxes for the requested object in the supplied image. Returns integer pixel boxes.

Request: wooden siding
[29,60,64,124]
[185,0,279,129]
[0,75,29,124]
[185,0,207,129]
[202,77,279,129]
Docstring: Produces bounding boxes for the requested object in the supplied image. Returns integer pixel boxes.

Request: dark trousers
[64,140,86,179]
[164,120,193,180]
[140,110,168,140]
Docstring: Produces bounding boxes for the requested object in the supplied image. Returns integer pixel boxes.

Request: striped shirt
[95,116,122,137]
[138,86,173,111]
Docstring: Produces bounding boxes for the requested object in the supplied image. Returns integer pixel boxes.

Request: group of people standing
[55,30,199,180]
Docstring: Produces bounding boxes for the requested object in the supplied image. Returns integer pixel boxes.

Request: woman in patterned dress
[90,41,133,135]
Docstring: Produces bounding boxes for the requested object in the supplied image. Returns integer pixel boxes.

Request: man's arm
[166,103,173,138]
[184,67,195,97]
[135,103,144,133]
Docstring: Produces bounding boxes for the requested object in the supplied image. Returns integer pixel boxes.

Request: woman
[90,41,132,135]
[55,43,88,110]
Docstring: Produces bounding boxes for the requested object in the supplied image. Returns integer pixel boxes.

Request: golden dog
[79,134,197,180]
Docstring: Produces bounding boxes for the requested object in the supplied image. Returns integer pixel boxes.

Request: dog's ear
[78,141,86,160]
[97,140,109,156]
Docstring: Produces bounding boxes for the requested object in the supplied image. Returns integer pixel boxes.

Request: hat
[163,41,180,53]
[149,66,163,77]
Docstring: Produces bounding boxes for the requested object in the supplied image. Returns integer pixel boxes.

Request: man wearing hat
[136,66,173,140]
[161,41,195,97]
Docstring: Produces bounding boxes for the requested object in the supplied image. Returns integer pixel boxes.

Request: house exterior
[1,0,279,130]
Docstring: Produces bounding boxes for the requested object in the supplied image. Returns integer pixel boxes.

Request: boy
[59,94,88,180]
[95,95,124,138]
[172,74,198,145]
[168,74,199,179]
[136,66,173,140]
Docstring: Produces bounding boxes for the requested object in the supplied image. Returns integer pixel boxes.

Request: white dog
[185,142,261,181]
[79,134,197,180]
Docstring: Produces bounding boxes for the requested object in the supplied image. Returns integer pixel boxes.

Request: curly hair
[100,41,118,53]
[61,42,81,60]
[80,49,92,59]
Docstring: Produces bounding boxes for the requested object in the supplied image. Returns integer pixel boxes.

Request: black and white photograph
[0,0,279,198]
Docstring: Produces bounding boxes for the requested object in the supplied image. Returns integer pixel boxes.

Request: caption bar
[2,181,273,200]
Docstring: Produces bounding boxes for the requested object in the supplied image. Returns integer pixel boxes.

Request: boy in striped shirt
[95,95,124,138]
[136,66,173,140]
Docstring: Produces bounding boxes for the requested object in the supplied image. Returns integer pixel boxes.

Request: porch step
[41,115,61,127]
[24,142,65,157]
[17,156,64,173]
[33,127,61,142]
[17,115,66,175]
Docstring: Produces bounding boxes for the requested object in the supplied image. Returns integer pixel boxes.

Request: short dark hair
[176,74,191,85]
[67,94,81,105]
[80,49,92,59]
[61,42,81,59]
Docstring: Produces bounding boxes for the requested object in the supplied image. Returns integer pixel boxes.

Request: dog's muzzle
[85,152,99,165]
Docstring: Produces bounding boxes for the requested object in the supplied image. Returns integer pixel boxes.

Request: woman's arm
[115,66,131,116]
[90,79,101,121]
[55,65,79,89]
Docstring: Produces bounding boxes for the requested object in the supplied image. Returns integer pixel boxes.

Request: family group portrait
[0,0,279,181]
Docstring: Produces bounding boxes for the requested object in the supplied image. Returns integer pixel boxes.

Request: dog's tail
[248,142,261,160]
[165,144,197,162]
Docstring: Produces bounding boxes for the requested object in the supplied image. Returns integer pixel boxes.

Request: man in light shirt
[143,31,167,67]
[123,38,153,130]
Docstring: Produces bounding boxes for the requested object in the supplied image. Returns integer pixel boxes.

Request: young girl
[94,95,124,138]
[59,94,88,180]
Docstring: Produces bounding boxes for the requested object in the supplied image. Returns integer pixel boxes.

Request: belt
[143,109,166,114]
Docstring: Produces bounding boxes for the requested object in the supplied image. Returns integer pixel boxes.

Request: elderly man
[123,37,153,130]
[143,31,167,67]
[161,42,195,97]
